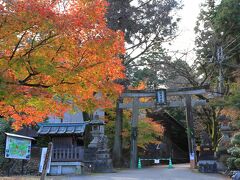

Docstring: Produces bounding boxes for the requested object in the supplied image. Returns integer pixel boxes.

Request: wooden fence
[52,147,84,162]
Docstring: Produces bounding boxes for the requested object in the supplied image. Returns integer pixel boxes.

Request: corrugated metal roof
[5,133,35,140]
[38,123,86,135]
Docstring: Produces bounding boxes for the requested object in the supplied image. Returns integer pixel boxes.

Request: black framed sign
[156,89,167,105]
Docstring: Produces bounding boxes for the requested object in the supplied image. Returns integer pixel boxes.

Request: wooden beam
[167,89,206,96]
[121,92,155,98]
[119,102,154,109]
[121,86,208,98]
[119,100,206,109]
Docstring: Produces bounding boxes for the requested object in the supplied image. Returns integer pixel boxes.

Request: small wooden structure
[37,108,110,175]
[37,110,102,175]
[38,122,86,163]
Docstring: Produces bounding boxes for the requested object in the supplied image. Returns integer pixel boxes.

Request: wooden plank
[71,148,73,159]
[119,100,207,109]
[54,149,57,160]
[67,148,70,159]
[62,148,65,159]
[74,147,78,159]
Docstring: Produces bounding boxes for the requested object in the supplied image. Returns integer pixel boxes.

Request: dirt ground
[0,176,39,180]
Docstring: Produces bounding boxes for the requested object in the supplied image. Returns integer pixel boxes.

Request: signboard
[5,133,34,160]
[39,148,51,173]
[154,159,160,164]
[156,89,167,105]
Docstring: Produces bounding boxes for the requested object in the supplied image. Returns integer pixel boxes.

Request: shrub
[0,118,13,175]
[227,157,237,170]
[228,147,240,157]
[234,158,240,170]
[219,154,231,166]
[232,133,240,145]
[227,132,240,170]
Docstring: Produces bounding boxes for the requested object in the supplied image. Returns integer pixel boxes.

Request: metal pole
[219,64,224,94]
[217,46,224,94]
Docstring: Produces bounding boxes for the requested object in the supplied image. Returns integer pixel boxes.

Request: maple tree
[105,108,164,149]
[0,0,125,129]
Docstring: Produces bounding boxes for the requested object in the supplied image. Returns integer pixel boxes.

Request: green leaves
[227,132,240,170]
[26,97,46,111]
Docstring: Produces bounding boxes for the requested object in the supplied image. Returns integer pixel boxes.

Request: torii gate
[119,86,208,169]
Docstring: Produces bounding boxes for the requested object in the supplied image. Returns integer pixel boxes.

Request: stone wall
[0,147,41,176]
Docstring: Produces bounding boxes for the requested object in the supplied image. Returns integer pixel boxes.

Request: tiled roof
[38,123,87,135]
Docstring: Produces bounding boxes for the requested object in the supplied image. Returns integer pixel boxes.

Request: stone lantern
[218,115,231,131]
[88,115,105,148]
[86,114,113,172]
[218,115,232,151]
[216,115,233,171]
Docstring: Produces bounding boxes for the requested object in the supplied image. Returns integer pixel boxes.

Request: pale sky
[169,0,205,64]
[129,0,207,65]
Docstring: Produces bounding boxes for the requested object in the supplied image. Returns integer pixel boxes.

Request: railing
[52,147,84,162]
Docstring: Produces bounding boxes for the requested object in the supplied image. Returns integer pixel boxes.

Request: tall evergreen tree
[106,0,180,67]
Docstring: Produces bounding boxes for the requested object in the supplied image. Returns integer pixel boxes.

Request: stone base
[50,162,84,175]
[216,161,227,171]
[94,159,113,173]
[198,160,217,173]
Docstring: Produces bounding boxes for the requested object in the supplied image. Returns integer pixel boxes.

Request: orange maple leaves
[0,0,125,129]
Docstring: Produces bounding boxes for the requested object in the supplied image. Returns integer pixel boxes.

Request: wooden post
[40,142,53,180]
[130,97,139,169]
[185,95,196,169]
[113,97,123,167]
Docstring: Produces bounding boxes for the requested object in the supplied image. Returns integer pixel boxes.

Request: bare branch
[9,31,27,61]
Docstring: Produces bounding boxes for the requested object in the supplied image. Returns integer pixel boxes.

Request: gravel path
[47,164,230,180]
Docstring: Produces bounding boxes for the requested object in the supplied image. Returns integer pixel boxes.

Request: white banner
[190,153,195,160]
[39,148,51,173]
